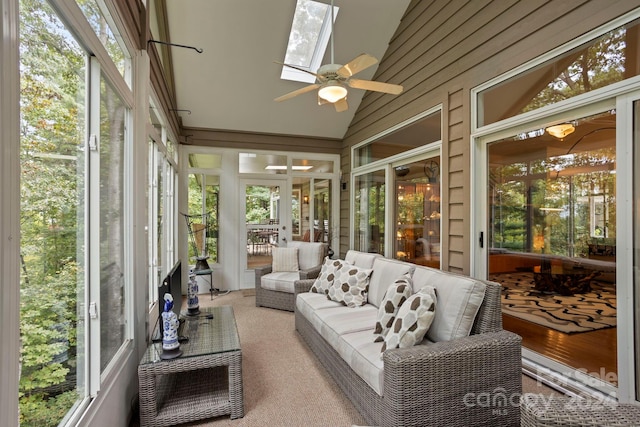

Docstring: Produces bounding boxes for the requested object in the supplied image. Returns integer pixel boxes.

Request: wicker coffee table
[138,306,244,427]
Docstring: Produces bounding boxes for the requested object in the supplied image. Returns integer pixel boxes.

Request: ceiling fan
[274,0,403,112]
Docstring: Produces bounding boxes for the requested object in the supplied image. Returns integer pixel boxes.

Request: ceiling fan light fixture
[546,123,575,139]
[318,82,347,103]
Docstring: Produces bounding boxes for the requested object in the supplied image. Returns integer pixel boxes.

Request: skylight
[281,0,339,84]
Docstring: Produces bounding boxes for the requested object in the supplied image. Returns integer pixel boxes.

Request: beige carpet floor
[135,291,557,426]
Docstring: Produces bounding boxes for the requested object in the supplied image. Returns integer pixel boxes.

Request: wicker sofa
[294,250,522,427]
[254,240,327,311]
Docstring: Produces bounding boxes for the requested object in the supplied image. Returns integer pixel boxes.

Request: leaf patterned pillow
[310,257,343,295]
[326,262,373,307]
[373,274,413,342]
[381,286,437,356]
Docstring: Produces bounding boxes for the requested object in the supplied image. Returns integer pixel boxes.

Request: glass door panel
[187,173,220,267]
[393,157,440,268]
[314,179,333,246]
[245,183,283,270]
[487,110,617,384]
[354,170,385,254]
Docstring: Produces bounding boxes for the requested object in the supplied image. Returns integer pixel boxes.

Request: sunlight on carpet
[491,272,616,334]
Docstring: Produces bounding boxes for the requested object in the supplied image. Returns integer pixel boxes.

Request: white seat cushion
[336,330,385,396]
[312,305,378,349]
[296,292,342,320]
[411,266,486,342]
[260,271,300,293]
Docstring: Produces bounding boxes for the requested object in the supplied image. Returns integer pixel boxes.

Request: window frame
[350,107,443,260]
[470,8,640,404]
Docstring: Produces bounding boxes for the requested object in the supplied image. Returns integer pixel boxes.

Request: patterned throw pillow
[373,274,413,342]
[381,286,437,356]
[271,247,299,272]
[310,257,343,295]
[326,262,373,307]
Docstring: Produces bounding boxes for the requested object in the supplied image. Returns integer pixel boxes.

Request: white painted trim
[614,91,638,403]
[0,0,21,425]
[88,56,102,397]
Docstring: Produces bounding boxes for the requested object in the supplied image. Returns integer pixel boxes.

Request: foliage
[187,173,220,261]
[523,28,627,113]
[19,391,78,427]
[245,185,273,223]
[18,0,87,424]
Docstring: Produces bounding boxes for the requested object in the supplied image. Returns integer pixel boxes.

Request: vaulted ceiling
[158,0,410,140]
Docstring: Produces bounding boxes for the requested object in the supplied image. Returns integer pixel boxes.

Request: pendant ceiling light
[546,123,575,139]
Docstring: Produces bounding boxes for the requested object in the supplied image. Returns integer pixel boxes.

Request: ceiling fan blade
[273,61,323,80]
[337,53,378,78]
[274,83,320,102]
[334,97,348,112]
[348,78,403,95]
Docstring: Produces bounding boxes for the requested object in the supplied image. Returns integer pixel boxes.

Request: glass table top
[140,305,240,365]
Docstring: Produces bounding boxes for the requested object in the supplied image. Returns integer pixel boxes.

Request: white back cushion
[345,250,381,269]
[411,266,486,342]
[288,241,326,270]
[367,258,415,308]
[271,247,299,272]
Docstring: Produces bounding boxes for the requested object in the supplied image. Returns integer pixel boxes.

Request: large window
[354,110,441,167]
[187,157,220,266]
[394,157,441,268]
[353,170,386,254]
[18,0,133,424]
[478,19,640,127]
[19,0,86,422]
[147,101,178,313]
[351,109,442,261]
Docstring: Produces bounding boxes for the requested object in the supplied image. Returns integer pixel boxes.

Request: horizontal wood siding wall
[342,0,640,274]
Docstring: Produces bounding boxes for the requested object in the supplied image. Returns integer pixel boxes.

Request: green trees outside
[187,174,220,263]
[490,145,616,257]
[18,0,128,424]
[19,0,85,424]
[488,23,626,258]
[523,28,627,114]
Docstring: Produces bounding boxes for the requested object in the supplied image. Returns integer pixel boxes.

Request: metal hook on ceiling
[147,39,203,54]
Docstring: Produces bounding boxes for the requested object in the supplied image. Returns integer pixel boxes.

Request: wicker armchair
[255,241,327,311]
[521,393,640,426]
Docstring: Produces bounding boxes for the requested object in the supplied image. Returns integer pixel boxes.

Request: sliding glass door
[484,107,619,396]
